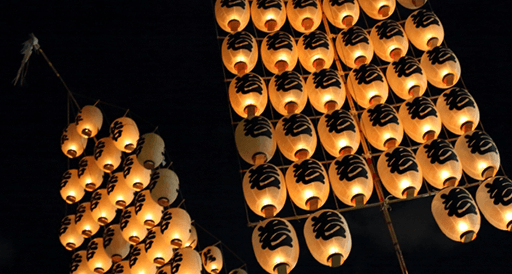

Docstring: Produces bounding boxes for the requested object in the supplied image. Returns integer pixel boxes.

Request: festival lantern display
[398,96,442,143]
[106,172,134,209]
[370,20,408,62]
[243,163,287,218]
[144,227,174,266]
[94,137,122,173]
[168,248,203,274]
[377,146,423,199]
[360,103,403,151]
[386,56,427,99]
[420,46,461,88]
[60,169,85,204]
[397,0,427,9]
[160,207,192,248]
[476,176,512,231]
[215,0,250,33]
[317,109,360,157]
[335,26,374,68]
[129,243,157,274]
[75,105,103,138]
[415,139,462,189]
[322,0,360,29]
[436,87,480,135]
[432,186,481,243]
[346,64,389,109]
[275,113,317,161]
[61,123,87,158]
[119,206,148,245]
[222,31,258,75]
[123,154,152,191]
[75,202,100,238]
[184,225,198,249]
[359,0,395,20]
[110,117,139,153]
[103,224,131,262]
[297,31,334,73]
[148,168,180,207]
[59,214,84,251]
[261,31,298,74]
[251,0,286,32]
[90,188,117,226]
[228,72,268,118]
[86,237,112,274]
[405,9,444,51]
[304,210,352,267]
[134,190,163,228]
[454,130,500,180]
[202,245,224,274]
[136,133,165,170]
[252,218,299,274]
[70,250,94,274]
[78,156,104,192]
[234,115,276,165]
[285,158,330,211]
[268,70,307,116]
[286,0,322,33]
[328,154,373,207]
[306,68,346,113]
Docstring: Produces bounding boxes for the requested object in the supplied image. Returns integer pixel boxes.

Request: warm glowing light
[368,91,377,99]
[441,171,450,180]
[479,162,487,170]
[352,187,362,195]
[69,191,75,196]
[304,190,314,199]
[117,196,123,201]
[338,140,347,148]
[458,222,468,232]
[146,215,153,220]
[330,247,339,254]
[506,212,512,221]
[274,257,284,264]
[245,99,255,106]
[401,180,410,189]
[460,117,468,124]
[324,95,332,102]
[423,125,431,132]
[86,179,92,184]
[384,133,391,140]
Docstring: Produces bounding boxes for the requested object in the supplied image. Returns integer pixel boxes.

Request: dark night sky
[1,1,512,273]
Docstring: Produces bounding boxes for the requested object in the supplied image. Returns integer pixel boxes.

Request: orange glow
[423,125,431,132]
[506,212,512,221]
[458,222,468,232]
[441,171,450,180]
[352,186,362,195]
[478,162,487,170]
[338,140,347,148]
[304,190,314,200]
[400,180,410,189]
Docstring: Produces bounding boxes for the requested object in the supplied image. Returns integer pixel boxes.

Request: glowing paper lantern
[144,227,174,266]
[304,210,351,267]
[110,117,139,153]
[106,172,134,209]
[405,9,444,51]
[251,0,286,32]
[328,154,373,207]
[420,46,461,88]
[222,31,258,75]
[129,243,157,274]
[184,225,198,249]
[285,158,329,211]
[323,0,360,29]
[377,146,422,198]
[370,20,408,62]
[306,68,346,113]
[59,215,84,251]
[78,156,104,192]
[120,206,148,245]
[70,250,94,274]
[386,56,427,99]
[398,96,441,143]
[94,137,122,173]
[134,190,163,228]
[103,224,131,262]
[346,64,389,109]
[160,208,192,248]
[135,133,165,170]
[454,130,500,180]
[75,202,100,238]
[275,113,317,161]
[90,188,117,226]
[61,123,87,158]
[286,0,322,33]
[269,71,307,115]
[76,105,103,138]
[60,169,85,204]
[416,139,462,189]
[235,115,276,165]
[243,163,287,218]
[252,218,299,274]
[86,237,112,274]
[397,0,427,9]
[110,261,130,274]
[228,72,268,118]
[261,31,298,74]
[476,176,512,231]
[148,168,180,207]
[360,103,403,151]
[297,31,334,73]
[432,187,480,243]
[359,0,395,20]
[436,87,480,135]
[335,26,373,68]
[215,0,250,33]
[317,109,360,157]
[166,248,203,274]
[123,154,151,191]
[202,246,223,274]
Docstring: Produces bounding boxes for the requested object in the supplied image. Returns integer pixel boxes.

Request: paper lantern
[243,163,287,218]
[360,103,403,151]
[110,261,130,274]
[160,208,192,248]
[184,225,198,249]
[252,218,299,274]
[454,130,500,180]
[78,156,104,192]
[297,31,334,73]
[328,154,373,207]
[59,215,84,251]
[148,168,179,207]
[86,237,112,274]
[234,115,276,165]
[323,0,360,29]
[286,0,322,33]
[285,158,329,211]
[398,96,441,143]
[306,68,346,113]
[397,0,427,9]
[110,117,139,153]
[135,133,165,170]
[215,0,250,33]
[346,64,389,109]
[377,146,422,198]
[75,202,100,238]
[166,248,203,274]
[90,188,117,226]
[76,105,103,138]
[268,71,307,115]
[70,250,94,274]
[103,224,131,262]
[123,154,151,191]
[335,26,373,68]
[359,0,395,20]
[120,206,148,245]
[432,187,481,243]
[134,190,163,228]
[261,31,298,74]
[61,123,87,158]
[129,243,157,274]
[317,109,360,157]
[144,227,174,266]
[228,72,268,118]
[222,31,258,75]
[370,20,408,62]
[251,0,286,32]
[405,9,444,51]
[420,46,461,88]
[304,210,351,267]
[436,87,480,135]
[94,137,122,173]
[386,56,427,99]
[106,172,134,209]
[202,246,223,274]
[416,139,462,189]
[275,113,317,161]
[60,169,85,204]
[476,176,512,231]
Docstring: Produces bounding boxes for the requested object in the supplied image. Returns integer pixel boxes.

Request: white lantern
[275,113,317,161]
[286,0,322,33]
[335,26,373,68]
[78,156,104,192]
[261,31,298,74]
[134,190,163,228]
[160,208,192,248]
[397,0,427,9]
[323,0,360,29]
[106,172,134,209]
[166,248,203,274]
[144,226,174,266]
[215,0,250,33]
[184,225,198,249]
[61,123,87,158]
[228,72,268,118]
[110,117,139,153]
[76,105,103,138]
[398,96,442,143]
[328,154,373,207]
[70,250,94,274]
[476,176,512,231]
[386,56,427,99]
[123,154,152,191]
[268,70,307,116]
[135,133,165,170]
[94,137,122,173]
[103,224,131,262]
[370,20,408,62]
[420,46,461,88]
[75,202,100,238]
[86,237,112,274]
[416,139,462,189]
[202,246,223,274]
[317,109,360,157]
[346,64,389,109]
[59,214,84,251]
[377,146,422,199]
[119,206,148,245]
[285,158,329,211]
[359,0,395,19]
[360,103,403,151]
[436,87,480,135]
[60,169,85,204]
[222,31,258,75]
[251,0,286,32]
[405,9,444,51]
[129,243,157,274]
[297,31,334,73]
[235,115,276,165]
[454,130,500,180]
[90,188,117,226]
[148,168,180,207]
[306,68,346,113]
